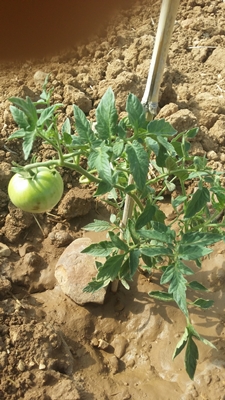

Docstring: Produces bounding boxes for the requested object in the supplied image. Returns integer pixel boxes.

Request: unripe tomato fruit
[8,167,64,213]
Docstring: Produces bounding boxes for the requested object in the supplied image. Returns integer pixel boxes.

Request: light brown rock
[55,238,106,305]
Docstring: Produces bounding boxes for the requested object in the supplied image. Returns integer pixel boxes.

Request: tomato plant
[8,166,64,213]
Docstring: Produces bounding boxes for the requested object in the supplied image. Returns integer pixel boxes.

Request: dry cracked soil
[1,0,225,399]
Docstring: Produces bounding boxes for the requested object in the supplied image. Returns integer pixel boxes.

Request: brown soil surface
[1,0,225,399]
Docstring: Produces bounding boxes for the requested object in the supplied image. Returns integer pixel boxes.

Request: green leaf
[157,136,177,156]
[135,202,156,230]
[126,93,146,131]
[181,231,223,247]
[23,130,37,160]
[129,249,140,277]
[8,128,26,139]
[83,278,110,293]
[188,281,208,291]
[82,220,112,232]
[9,96,38,128]
[37,104,62,126]
[145,137,159,156]
[94,181,113,196]
[185,336,199,380]
[73,105,95,144]
[184,187,210,219]
[186,127,199,138]
[173,328,188,359]
[81,241,114,257]
[142,221,175,244]
[178,261,194,276]
[172,195,187,209]
[108,231,129,252]
[113,140,124,157]
[10,106,29,129]
[168,268,188,317]
[88,143,113,184]
[128,219,140,245]
[147,119,177,136]
[160,265,175,284]
[187,324,217,350]
[126,140,149,191]
[178,244,212,260]
[141,247,173,257]
[148,290,174,302]
[97,254,125,280]
[191,298,214,309]
[165,156,177,172]
[95,87,118,140]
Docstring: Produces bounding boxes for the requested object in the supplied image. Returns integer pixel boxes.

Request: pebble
[17,359,26,372]
[55,238,107,305]
[48,230,73,247]
[98,339,110,351]
[111,335,128,359]
[0,242,11,257]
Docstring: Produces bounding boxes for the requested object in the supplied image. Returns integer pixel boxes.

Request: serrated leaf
[181,231,223,247]
[139,221,175,244]
[187,324,217,350]
[126,140,149,191]
[37,104,62,126]
[145,137,159,156]
[135,202,156,230]
[160,265,175,285]
[148,290,174,302]
[82,220,112,232]
[168,267,188,317]
[83,278,110,293]
[172,195,187,209]
[185,336,199,380]
[157,136,177,156]
[129,249,140,277]
[188,281,208,291]
[9,96,38,128]
[141,247,173,257]
[94,181,113,196]
[147,119,177,136]
[23,130,37,160]
[8,128,26,139]
[192,298,214,309]
[173,328,188,359]
[97,254,125,280]
[184,187,210,219]
[178,261,194,276]
[73,105,95,144]
[126,93,146,131]
[88,143,113,184]
[95,87,118,140]
[108,232,129,252]
[178,244,212,260]
[62,117,71,135]
[10,106,29,129]
[113,140,124,157]
[186,127,199,138]
[81,241,114,257]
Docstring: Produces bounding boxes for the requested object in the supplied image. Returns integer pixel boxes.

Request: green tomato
[8,167,64,213]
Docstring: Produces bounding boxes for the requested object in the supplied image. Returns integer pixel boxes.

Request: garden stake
[111,0,180,292]
[142,0,180,120]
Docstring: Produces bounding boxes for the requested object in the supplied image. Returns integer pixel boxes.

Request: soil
[1,0,225,399]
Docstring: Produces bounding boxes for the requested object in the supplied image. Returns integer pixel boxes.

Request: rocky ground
[0,0,225,399]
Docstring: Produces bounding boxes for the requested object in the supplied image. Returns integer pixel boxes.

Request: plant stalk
[141,0,180,119]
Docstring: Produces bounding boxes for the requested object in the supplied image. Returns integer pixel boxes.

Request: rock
[33,70,49,88]
[0,242,11,257]
[98,339,110,351]
[55,238,107,305]
[111,335,128,359]
[48,230,73,247]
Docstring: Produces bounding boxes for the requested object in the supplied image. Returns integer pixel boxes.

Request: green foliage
[8,86,225,380]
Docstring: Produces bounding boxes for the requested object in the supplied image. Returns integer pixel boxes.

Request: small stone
[33,70,49,88]
[207,150,219,161]
[0,242,11,257]
[17,359,26,372]
[18,243,35,257]
[90,338,99,347]
[111,335,128,359]
[98,339,110,351]
[39,362,46,370]
[55,238,107,305]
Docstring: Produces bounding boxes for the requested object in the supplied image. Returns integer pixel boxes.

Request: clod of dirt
[2,204,33,243]
[48,230,73,247]
[58,187,93,220]
[0,277,11,298]
[55,237,106,305]
[111,335,129,359]
[166,109,197,132]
